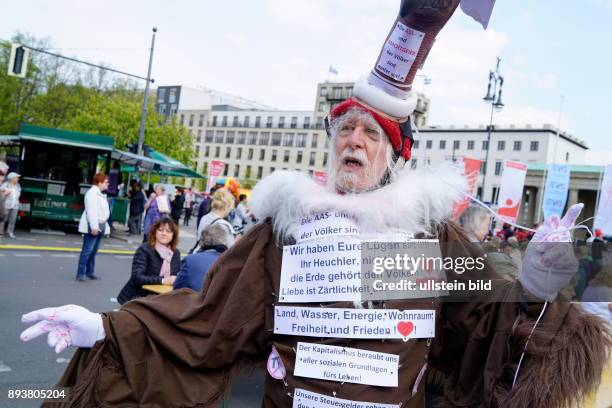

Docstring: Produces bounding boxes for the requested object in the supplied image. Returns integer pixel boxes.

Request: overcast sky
[2,0,611,162]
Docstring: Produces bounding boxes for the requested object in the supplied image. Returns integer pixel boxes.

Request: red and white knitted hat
[329,98,413,161]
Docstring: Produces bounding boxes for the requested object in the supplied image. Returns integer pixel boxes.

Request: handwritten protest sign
[294,342,399,387]
[292,388,400,408]
[274,306,435,340]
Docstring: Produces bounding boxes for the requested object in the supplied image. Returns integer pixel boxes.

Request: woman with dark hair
[117,218,180,304]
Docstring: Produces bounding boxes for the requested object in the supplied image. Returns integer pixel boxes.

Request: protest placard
[274,306,436,340]
[294,342,399,387]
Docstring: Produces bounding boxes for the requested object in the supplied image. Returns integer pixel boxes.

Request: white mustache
[338,148,369,167]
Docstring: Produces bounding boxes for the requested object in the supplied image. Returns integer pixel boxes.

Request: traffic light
[8,44,30,78]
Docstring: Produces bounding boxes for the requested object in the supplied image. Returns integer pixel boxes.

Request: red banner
[452,157,483,219]
[313,170,328,186]
[206,160,226,192]
[497,160,528,223]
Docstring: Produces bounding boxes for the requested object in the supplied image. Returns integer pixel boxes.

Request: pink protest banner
[497,160,528,223]
[206,160,226,192]
[313,170,328,186]
[452,157,483,219]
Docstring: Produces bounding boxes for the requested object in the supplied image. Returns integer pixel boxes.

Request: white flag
[329,65,338,75]
[594,165,612,236]
[460,0,496,29]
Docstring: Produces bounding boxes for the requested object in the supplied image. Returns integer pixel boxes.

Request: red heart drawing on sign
[397,321,414,337]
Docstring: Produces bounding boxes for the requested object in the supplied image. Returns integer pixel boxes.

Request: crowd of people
[74,173,256,307]
[458,203,610,319]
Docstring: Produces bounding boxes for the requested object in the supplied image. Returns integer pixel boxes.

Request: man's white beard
[330,148,381,193]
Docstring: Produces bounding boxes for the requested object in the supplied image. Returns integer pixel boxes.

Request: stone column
[567,188,579,209]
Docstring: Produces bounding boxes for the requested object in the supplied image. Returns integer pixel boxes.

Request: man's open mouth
[343,157,364,168]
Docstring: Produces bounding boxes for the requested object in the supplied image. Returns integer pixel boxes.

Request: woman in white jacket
[76,173,110,281]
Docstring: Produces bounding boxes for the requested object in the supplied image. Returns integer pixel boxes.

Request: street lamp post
[480,57,505,201]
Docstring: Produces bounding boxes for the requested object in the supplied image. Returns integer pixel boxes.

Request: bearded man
[20,97,610,407]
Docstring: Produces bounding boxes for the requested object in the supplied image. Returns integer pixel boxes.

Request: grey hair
[199,222,233,248]
[458,204,491,237]
[327,108,400,192]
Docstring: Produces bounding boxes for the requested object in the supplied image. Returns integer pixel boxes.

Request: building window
[195,146,200,155]
[513,141,522,151]
[426,140,432,149]
[259,132,270,145]
[205,146,210,156]
[494,160,503,175]
[197,129,202,142]
[309,152,316,166]
[248,148,254,160]
[316,117,324,129]
[304,117,311,129]
[333,87,342,99]
[439,140,446,149]
[320,87,328,97]
[325,137,330,149]
[481,161,487,175]
[311,134,318,148]
[237,147,242,159]
[296,133,307,147]
[259,149,265,160]
[530,141,539,151]
[180,113,184,124]
[283,150,290,163]
[278,117,286,128]
[226,131,235,144]
[158,88,166,101]
[467,140,475,150]
[296,150,303,163]
[283,133,294,147]
[244,116,250,127]
[189,114,194,126]
[290,116,298,129]
[245,165,252,179]
[215,146,220,157]
[158,104,167,115]
[257,166,263,179]
[215,131,225,143]
[565,152,570,162]
[237,131,246,144]
[205,130,214,143]
[223,165,228,177]
[346,87,353,97]
[198,114,204,127]
[482,140,489,150]
[222,116,228,126]
[497,140,505,151]
[271,150,278,161]
[318,102,325,112]
[453,140,460,150]
[225,147,231,159]
[212,116,217,126]
[232,116,239,127]
[255,116,261,127]
[169,88,177,103]
[248,132,257,145]
[323,152,328,167]
[266,116,273,128]
[271,132,282,146]
[411,158,417,169]
[234,164,240,177]
[413,140,420,149]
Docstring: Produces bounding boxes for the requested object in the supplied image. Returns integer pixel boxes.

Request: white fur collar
[250,164,467,240]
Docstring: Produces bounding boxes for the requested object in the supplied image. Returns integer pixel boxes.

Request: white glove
[519,203,583,301]
[20,305,105,354]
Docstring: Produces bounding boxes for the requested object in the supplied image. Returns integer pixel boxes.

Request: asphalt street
[0,224,264,407]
